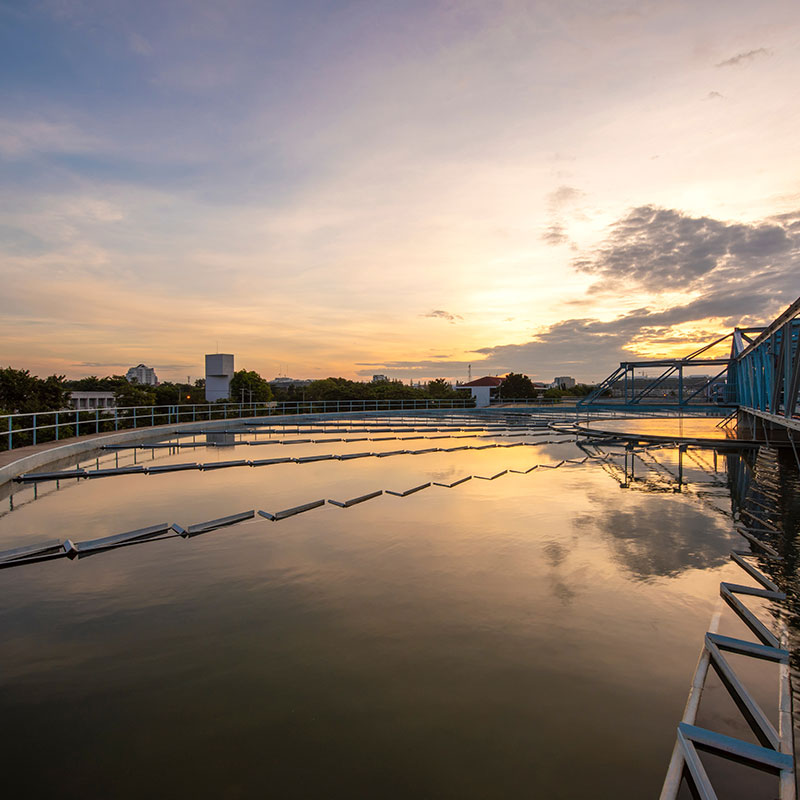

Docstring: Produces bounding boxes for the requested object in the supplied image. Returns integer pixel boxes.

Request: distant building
[69,391,116,410]
[205,354,234,402]
[126,364,158,385]
[553,376,576,389]
[609,374,717,399]
[372,374,389,383]
[456,376,503,408]
[269,377,312,389]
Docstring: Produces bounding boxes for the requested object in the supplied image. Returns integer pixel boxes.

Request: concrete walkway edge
[0,409,462,486]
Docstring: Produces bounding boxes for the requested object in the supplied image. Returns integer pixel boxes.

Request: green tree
[66,375,128,393]
[305,378,350,401]
[563,383,594,397]
[371,380,424,401]
[0,367,69,413]
[154,382,179,406]
[426,378,455,398]
[500,372,536,398]
[115,382,156,407]
[229,370,273,403]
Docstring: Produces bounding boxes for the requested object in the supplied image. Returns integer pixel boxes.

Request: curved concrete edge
[0,419,225,486]
[0,408,478,486]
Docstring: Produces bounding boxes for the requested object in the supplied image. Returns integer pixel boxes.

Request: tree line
[498,372,598,399]
[1,366,600,416]
[0,367,466,414]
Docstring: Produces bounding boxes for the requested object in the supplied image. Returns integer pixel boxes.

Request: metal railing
[0,398,474,452]
[490,397,581,404]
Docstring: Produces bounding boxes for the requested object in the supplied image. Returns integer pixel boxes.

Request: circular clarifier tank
[576,415,756,445]
[0,412,783,799]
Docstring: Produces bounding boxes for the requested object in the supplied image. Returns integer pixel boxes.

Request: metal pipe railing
[490,397,581,404]
[0,398,474,451]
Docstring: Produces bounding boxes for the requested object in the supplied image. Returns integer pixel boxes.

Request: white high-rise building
[126,364,158,385]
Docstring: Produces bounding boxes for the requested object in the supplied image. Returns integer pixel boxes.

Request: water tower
[205,354,234,402]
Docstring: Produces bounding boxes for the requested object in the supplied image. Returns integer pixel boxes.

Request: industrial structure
[205,354,234,402]
[581,296,800,443]
[1,303,799,799]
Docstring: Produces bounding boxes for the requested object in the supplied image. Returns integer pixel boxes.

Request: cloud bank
[364,205,800,382]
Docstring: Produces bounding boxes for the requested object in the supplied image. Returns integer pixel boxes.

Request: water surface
[0,414,787,798]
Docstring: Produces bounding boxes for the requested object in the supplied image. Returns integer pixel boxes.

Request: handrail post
[55,411,59,440]
[33,413,37,445]
[8,415,12,450]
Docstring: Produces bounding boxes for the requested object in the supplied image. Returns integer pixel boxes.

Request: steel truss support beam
[681,365,730,405]
[582,296,800,413]
[660,548,794,800]
[736,319,800,415]
[737,296,800,360]
[630,365,677,404]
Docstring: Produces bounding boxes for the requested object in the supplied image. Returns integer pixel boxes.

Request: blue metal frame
[734,299,800,418]
[582,296,800,416]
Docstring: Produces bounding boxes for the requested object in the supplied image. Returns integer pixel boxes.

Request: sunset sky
[1,0,799,384]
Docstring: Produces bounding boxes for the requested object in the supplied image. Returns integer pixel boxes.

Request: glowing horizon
[1,1,798,385]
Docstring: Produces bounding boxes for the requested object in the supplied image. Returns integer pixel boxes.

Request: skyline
[1,1,799,383]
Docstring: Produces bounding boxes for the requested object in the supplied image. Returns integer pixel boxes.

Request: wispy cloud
[542,223,568,246]
[72,361,194,372]
[716,47,770,68]
[542,185,585,247]
[0,118,101,159]
[129,32,152,57]
[547,185,584,210]
[422,310,463,323]
[73,362,129,368]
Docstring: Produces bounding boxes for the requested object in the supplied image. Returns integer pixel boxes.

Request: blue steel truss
[580,295,800,414]
[731,297,800,418]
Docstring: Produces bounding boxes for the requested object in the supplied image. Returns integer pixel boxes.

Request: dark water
[0,415,792,798]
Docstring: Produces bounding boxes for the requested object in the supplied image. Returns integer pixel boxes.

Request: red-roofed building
[456,376,503,407]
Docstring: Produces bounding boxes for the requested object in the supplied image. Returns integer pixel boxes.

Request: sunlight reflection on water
[0,414,786,799]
